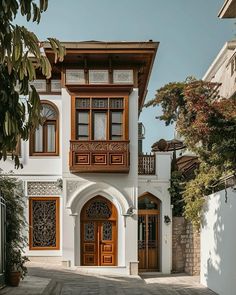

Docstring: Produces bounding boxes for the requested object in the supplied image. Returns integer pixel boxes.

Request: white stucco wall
[138,152,172,273]
[201,187,236,295]
[0,95,62,176]
[62,88,139,272]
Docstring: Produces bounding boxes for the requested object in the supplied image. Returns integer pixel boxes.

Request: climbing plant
[147,78,236,228]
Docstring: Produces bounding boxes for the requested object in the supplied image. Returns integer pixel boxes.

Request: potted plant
[0,174,28,286]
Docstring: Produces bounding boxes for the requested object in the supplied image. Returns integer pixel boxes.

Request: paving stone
[0,263,218,295]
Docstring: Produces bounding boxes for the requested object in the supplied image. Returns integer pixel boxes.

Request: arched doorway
[81,196,117,266]
[138,193,160,271]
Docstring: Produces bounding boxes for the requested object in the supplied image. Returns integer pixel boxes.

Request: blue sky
[16,0,235,151]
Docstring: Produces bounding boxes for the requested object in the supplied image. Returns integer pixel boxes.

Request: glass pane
[102,221,112,241]
[111,111,122,123]
[47,124,56,152]
[93,112,106,140]
[78,125,88,136]
[112,124,122,135]
[77,112,89,124]
[84,222,95,241]
[34,125,43,152]
[138,197,158,210]
[41,104,57,120]
[111,135,122,140]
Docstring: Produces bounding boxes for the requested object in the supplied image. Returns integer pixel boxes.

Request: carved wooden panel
[29,197,60,250]
[93,154,106,164]
[84,243,95,252]
[75,154,90,165]
[102,244,113,252]
[84,254,95,265]
[110,154,123,164]
[102,255,113,264]
[70,140,129,173]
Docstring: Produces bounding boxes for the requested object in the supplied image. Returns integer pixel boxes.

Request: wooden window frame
[30,100,59,156]
[29,197,60,251]
[71,95,129,141]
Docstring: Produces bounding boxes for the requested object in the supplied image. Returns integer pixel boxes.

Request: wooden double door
[138,195,160,271]
[81,196,117,266]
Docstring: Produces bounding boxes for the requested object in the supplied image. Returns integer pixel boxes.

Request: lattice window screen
[29,80,47,92]
[66,69,85,84]
[51,80,61,92]
[89,70,109,84]
[30,198,59,249]
[113,70,133,84]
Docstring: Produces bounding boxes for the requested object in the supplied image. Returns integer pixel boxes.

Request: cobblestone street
[0,263,217,295]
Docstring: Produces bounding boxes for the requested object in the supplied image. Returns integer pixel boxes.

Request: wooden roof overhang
[43,41,159,111]
[218,0,236,18]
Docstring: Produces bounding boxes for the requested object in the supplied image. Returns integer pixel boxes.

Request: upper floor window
[73,96,128,141]
[30,101,59,156]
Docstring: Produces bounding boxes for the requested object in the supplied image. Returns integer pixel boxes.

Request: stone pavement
[0,263,217,295]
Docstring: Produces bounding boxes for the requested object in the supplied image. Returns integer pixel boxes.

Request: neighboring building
[200,2,236,288]
[218,0,236,18]
[203,40,236,99]
[1,41,173,275]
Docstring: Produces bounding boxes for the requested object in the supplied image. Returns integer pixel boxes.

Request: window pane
[111,111,122,123]
[77,112,89,124]
[35,125,43,152]
[78,125,88,136]
[94,112,107,140]
[111,135,122,140]
[47,124,56,152]
[112,124,122,135]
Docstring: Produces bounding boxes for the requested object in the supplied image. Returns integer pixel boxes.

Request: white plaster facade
[0,41,172,275]
[201,187,236,295]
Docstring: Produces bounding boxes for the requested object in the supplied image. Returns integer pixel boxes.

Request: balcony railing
[70,140,130,173]
[138,154,155,175]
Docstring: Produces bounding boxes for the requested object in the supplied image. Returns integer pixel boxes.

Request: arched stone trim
[67,181,130,216]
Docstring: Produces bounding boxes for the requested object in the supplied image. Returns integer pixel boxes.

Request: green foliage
[169,170,185,217]
[0,174,28,279]
[148,78,236,228]
[0,0,65,168]
[183,163,221,229]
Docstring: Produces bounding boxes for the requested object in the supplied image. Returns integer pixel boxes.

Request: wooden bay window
[73,96,128,141]
[70,94,129,172]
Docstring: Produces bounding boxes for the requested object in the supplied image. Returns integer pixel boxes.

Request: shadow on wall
[201,187,236,295]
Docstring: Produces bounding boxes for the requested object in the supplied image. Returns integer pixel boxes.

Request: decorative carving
[86,200,111,219]
[84,222,95,241]
[31,199,57,248]
[71,141,128,152]
[27,182,61,196]
[103,221,112,240]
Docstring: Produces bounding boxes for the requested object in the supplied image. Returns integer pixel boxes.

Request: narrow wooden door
[81,196,117,266]
[138,194,160,271]
[138,213,159,271]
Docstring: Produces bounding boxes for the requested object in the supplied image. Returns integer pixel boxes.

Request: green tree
[0,0,65,168]
[147,78,236,227]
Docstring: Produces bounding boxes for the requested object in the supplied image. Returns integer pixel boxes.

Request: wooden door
[81,196,117,266]
[138,194,160,271]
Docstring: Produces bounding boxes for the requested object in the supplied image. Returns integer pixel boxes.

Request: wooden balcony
[138,154,155,175]
[69,140,130,173]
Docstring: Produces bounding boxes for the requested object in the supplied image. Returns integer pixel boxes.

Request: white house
[201,37,236,294]
[0,41,173,275]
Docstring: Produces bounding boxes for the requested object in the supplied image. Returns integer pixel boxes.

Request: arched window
[30,101,59,156]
